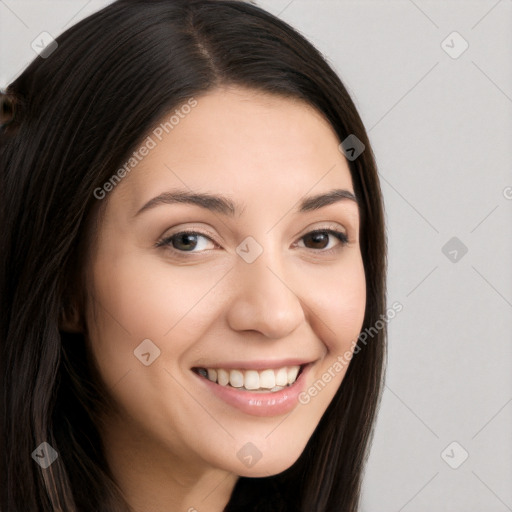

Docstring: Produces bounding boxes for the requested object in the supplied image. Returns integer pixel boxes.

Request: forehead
[111,86,355,215]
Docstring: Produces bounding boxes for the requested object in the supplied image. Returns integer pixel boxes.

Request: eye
[156,230,217,253]
[156,227,349,257]
[297,229,349,251]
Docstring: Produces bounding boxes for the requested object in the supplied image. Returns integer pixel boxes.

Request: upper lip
[192,358,315,371]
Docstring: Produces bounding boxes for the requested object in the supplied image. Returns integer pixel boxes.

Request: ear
[59,301,83,333]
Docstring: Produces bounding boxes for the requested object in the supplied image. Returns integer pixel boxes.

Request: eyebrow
[134,188,358,218]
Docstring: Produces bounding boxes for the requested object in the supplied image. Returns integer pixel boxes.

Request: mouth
[192,364,305,393]
[190,359,313,417]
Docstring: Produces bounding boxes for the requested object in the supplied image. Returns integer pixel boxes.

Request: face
[84,86,366,480]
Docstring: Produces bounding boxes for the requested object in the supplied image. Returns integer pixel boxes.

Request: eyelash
[156,227,349,258]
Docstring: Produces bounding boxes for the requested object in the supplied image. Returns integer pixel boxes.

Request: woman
[0,0,387,510]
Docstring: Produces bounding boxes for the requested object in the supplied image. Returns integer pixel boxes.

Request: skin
[72,86,366,512]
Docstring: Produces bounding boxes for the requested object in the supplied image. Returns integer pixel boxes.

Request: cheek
[303,254,366,355]
[293,256,366,417]
[84,250,228,383]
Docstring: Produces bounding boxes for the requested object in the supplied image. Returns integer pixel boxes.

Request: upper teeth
[198,366,301,390]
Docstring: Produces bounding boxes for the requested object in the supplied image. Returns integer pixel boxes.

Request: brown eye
[298,229,348,251]
[303,232,329,249]
[157,231,216,253]
[174,233,200,251]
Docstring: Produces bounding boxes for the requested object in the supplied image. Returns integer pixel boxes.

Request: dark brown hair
[0,1,387,510]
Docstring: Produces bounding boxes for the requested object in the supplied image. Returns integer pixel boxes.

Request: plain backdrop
[1,1,511,511]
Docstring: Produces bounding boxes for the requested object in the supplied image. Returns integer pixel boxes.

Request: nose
[225,252,305,339]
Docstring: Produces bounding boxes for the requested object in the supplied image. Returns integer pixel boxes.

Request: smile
[191,361,312,417]
[193,365,302,393]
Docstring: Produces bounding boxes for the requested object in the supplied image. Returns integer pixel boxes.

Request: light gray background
[1,1,511,511]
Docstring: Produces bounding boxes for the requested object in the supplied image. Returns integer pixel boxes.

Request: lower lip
[193,365,311,417]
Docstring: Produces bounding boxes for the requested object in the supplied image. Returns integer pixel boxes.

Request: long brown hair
[0,1,387,510]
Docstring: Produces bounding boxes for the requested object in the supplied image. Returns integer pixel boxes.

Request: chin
[230,445,305,478]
